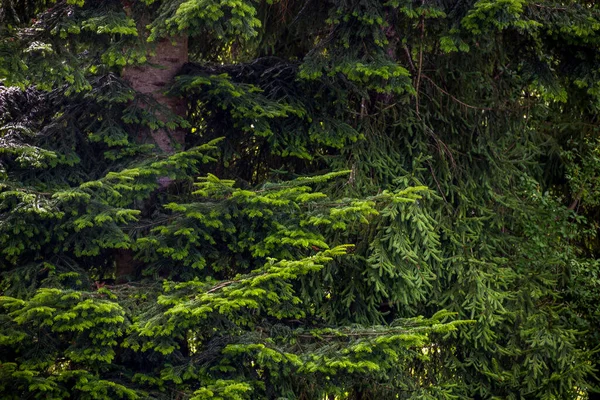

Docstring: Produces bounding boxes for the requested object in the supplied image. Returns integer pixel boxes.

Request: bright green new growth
[2,0,600,399]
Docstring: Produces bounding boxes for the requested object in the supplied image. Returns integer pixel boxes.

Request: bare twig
[421,74,493,111]
[415,9,425,116]
[206,280,235,294]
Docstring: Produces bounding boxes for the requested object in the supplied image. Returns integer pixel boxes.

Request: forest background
[1,0,600,399]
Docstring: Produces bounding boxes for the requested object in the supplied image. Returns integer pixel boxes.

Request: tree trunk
[116,33,189,281]
[121,36,188,153]
[114,248,137,284]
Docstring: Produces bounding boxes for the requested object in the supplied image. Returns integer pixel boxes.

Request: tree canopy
[1,0,600,399]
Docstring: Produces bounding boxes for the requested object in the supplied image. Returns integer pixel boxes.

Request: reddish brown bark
[114,248,137,284]
[122,36,188,153]
[116,22,189,281]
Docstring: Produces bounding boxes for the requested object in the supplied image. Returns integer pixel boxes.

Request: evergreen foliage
[1,0,600,399]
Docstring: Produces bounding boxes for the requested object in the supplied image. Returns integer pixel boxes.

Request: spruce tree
[1,0,600,399]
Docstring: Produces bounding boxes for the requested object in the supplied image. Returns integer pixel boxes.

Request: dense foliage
[1,0,600,399]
